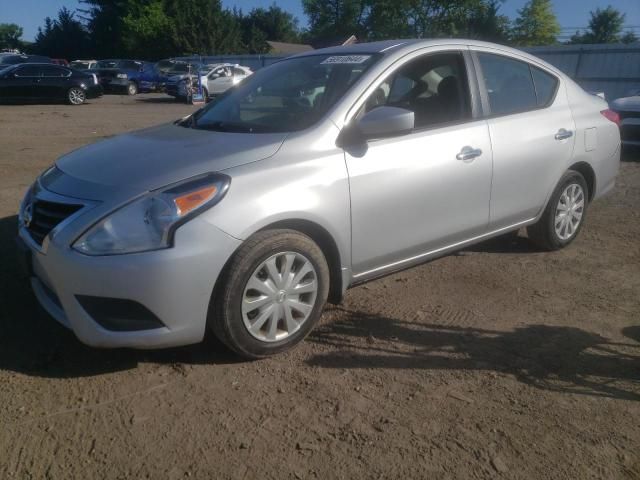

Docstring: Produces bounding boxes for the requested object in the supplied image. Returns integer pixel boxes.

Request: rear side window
[478,53,537,116]
[531,67,558,107]
[14,65,41,76]
[41,66,70,77]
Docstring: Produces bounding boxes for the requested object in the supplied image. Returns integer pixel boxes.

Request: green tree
[237,4,301,53]
[302,0,368,44]
[466,0,511,43]
[569,6,627,44]
[33,7,90,59]
[122,0,175,58]
[620,31,638,44]
[511,0,560,46]
[0,23,24,50]
[163,0,242,55]
[79,0,130,58]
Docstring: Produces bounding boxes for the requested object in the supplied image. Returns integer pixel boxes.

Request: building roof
[266,41,314,55]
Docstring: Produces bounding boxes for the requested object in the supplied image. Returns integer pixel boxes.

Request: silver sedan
[18,39,620,358]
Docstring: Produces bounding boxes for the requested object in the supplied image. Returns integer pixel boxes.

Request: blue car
[92,59,160,95]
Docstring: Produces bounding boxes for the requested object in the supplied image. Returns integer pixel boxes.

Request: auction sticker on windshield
[321,55,372,64]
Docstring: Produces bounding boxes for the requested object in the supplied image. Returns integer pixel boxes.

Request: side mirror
[357,106,415,140]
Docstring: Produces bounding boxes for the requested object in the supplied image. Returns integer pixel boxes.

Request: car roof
[290,38,565,77]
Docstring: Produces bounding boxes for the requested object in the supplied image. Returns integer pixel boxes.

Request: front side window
[188,54,380,133]
[478,53,558,116]
[360,52,471,129]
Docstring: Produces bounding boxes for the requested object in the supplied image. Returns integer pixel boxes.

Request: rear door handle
[456,147,483,162]
[555,129,573,140]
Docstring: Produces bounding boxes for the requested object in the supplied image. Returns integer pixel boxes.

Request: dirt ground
[0,94,639,480]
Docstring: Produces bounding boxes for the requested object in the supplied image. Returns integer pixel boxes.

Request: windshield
[96,60,120,69]
[71,61,91,69]
[188,53,379,133]
[168,63,198,74]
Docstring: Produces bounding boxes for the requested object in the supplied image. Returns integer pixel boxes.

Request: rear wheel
[67,87,85,105]
[210,229,330,359]
[527,170,588,250]
[127,81,138,96]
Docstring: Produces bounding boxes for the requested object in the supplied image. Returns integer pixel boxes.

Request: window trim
[41,66,72,78]
[345,48,482,138]
[13,66,41,78]
[471,50,560,119]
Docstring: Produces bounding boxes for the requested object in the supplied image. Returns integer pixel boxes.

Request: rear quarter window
[531,67,558,107]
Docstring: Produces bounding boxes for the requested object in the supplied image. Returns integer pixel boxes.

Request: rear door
[473,49,576,229]
[39,65,72,98]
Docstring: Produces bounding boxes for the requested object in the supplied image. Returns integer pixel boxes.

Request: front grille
[27,199,82,245]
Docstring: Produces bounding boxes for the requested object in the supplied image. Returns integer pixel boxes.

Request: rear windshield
[187,53,380,133]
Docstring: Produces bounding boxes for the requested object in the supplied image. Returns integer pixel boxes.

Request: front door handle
[456,147,483,162]
[555,129,573,140]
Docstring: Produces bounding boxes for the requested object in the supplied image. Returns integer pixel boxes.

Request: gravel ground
[1,94,639,480]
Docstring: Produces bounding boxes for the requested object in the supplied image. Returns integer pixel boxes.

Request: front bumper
[18,194,241,349]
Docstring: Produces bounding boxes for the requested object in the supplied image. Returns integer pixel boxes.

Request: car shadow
[135,96,186,104]
[0,215,241,379]
[306,307,640,401]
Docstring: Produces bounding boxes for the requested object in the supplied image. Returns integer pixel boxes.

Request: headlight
[116,73,128,79]
[73,174,230,256]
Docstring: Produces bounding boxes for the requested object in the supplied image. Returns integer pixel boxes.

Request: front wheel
[210,229,330,359]
[527,170,589,250]
[67,87,86,105]
[127,81,138,96]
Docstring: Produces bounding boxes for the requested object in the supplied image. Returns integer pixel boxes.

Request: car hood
[54,123,287,195]
[611,96,640,113]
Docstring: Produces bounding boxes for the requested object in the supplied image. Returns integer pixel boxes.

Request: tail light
[601,109,621,127]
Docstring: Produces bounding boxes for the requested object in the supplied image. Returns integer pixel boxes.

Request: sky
[0,0,639,41]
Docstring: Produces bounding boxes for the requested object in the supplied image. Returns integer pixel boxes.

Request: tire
[202,88,209,103]
[127,81,138,96]
[210,229,330,359]
[527,170,589,251]
[67,87,86,105]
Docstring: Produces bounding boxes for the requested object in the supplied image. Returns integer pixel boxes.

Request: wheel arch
[568,161,596,202]
[256,219,344,304]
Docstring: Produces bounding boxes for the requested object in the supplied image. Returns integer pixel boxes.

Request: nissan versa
[17,40,620,358]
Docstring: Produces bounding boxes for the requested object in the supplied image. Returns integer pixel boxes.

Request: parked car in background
[51,59,69,66]
[70,60,98,70]
[611,92,640,148]
[164,61,204,99]
[201,64,252,97]
[0,63,102,105]
[16,40,620,358]
[166,63,252,101]
[155,58,178,76]
[93,59,156,95]
[0,54,51,66]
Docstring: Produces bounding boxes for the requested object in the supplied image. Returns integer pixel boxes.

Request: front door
[345,50,493,278]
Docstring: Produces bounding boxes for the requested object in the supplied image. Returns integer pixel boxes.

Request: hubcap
[555,183,585,241]
[242,252,318,343]
[69,89,84,104]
